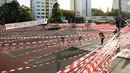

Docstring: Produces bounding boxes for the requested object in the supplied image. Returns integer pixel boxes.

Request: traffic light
[116,18,128,28]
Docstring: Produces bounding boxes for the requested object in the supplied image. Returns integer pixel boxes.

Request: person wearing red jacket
[99,32,105,45]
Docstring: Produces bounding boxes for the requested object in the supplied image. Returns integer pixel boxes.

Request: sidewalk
[108,58,130,73]
[108,46,130,73]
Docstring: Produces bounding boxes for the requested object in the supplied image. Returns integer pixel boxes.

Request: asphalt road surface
[1,25,129,73]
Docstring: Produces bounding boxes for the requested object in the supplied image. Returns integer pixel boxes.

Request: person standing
[99,32,105,45]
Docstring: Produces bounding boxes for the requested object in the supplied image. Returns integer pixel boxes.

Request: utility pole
[116,0,121,53]
[3,18,4,25]
[118,0,121,31]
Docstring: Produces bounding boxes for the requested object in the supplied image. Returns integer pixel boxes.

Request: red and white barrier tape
[0,39,59,51]
[0,32,100,47]
[0,31,97,40]
[46,52,87,65]
[13,39,76,57]
[0,39,81,73]
[78,38,119,73]
[57,34,116,73]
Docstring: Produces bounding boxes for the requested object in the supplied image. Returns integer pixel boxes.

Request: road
[0,26,102,72]
[0,25,129,73]
[9,34,111,73]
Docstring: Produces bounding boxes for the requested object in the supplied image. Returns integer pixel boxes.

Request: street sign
[61,16,65,22]
[75,12,81,17]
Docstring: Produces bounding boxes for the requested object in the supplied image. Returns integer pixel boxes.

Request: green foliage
[106,8,118,16]
[61,10,74,17]
[125,13,130,19]
[92,8,130,19]
[0,1,33,25]
[51,2,61,23]
[92,8,106,16]
[18,5,34,22]
[61,10,75,23]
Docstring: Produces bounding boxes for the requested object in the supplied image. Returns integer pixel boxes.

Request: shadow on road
[109,58,122,73]
[121,57,130,69]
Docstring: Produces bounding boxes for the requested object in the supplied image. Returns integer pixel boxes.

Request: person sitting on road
[113,29,118,35]
[61,37,64,42]
[78,36,83,44]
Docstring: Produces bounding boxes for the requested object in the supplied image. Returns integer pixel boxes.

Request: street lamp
[118,0,121,31]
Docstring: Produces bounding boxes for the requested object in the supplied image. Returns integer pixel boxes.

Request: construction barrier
[57,32,125,73]
[0,32,113,73]
[0,34,113,52]
[0,31,97,40]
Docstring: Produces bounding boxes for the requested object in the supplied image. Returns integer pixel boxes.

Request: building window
[36,2,40,4]
[37,12,40,15]
[41,16,44,18]
[46,2,49,4]
[41,13,44,14]
[50,6,53,8]
[41,2,44,4]
[42,9,44,11]
[37,5,40,7]
[41,5,44,7]
[37,16,40,18]
[36,9,40,11]
[50,3,53,5]
[46,16,49,18]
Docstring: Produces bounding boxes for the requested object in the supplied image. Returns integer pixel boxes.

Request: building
[112,0,130,12]
[70,0,91,17]
[0,0,14,6]
[31,0,57,20]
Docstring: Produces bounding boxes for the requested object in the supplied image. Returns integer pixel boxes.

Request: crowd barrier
[90,25,130,31]
[0,32,114,73]
[57,32,121,73]
[0,39,59,51]
[1,24,128,73]
[0,34,113,52]
[46,52,87,65]
[79,39,119,73]
[0,31,97,40]
[0,37,82,73]
[67,32,130,73]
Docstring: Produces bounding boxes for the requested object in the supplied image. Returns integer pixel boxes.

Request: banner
[5,19,47,30]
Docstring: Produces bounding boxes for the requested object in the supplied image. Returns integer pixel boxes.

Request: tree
[92,8,106,16]
[18,5,34,22]
[61,10,74,23]
[0,1,20,24]
[51,2,61,23]
[61,10,74,17]
[0,1,33,25]
[106,8,118,16]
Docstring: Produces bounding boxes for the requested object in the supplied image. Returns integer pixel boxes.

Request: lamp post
[118,0,121,31]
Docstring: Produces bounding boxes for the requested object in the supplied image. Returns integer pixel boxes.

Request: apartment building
[31,0,57,20]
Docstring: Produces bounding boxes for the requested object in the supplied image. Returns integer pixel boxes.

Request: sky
[17,0,113,12]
